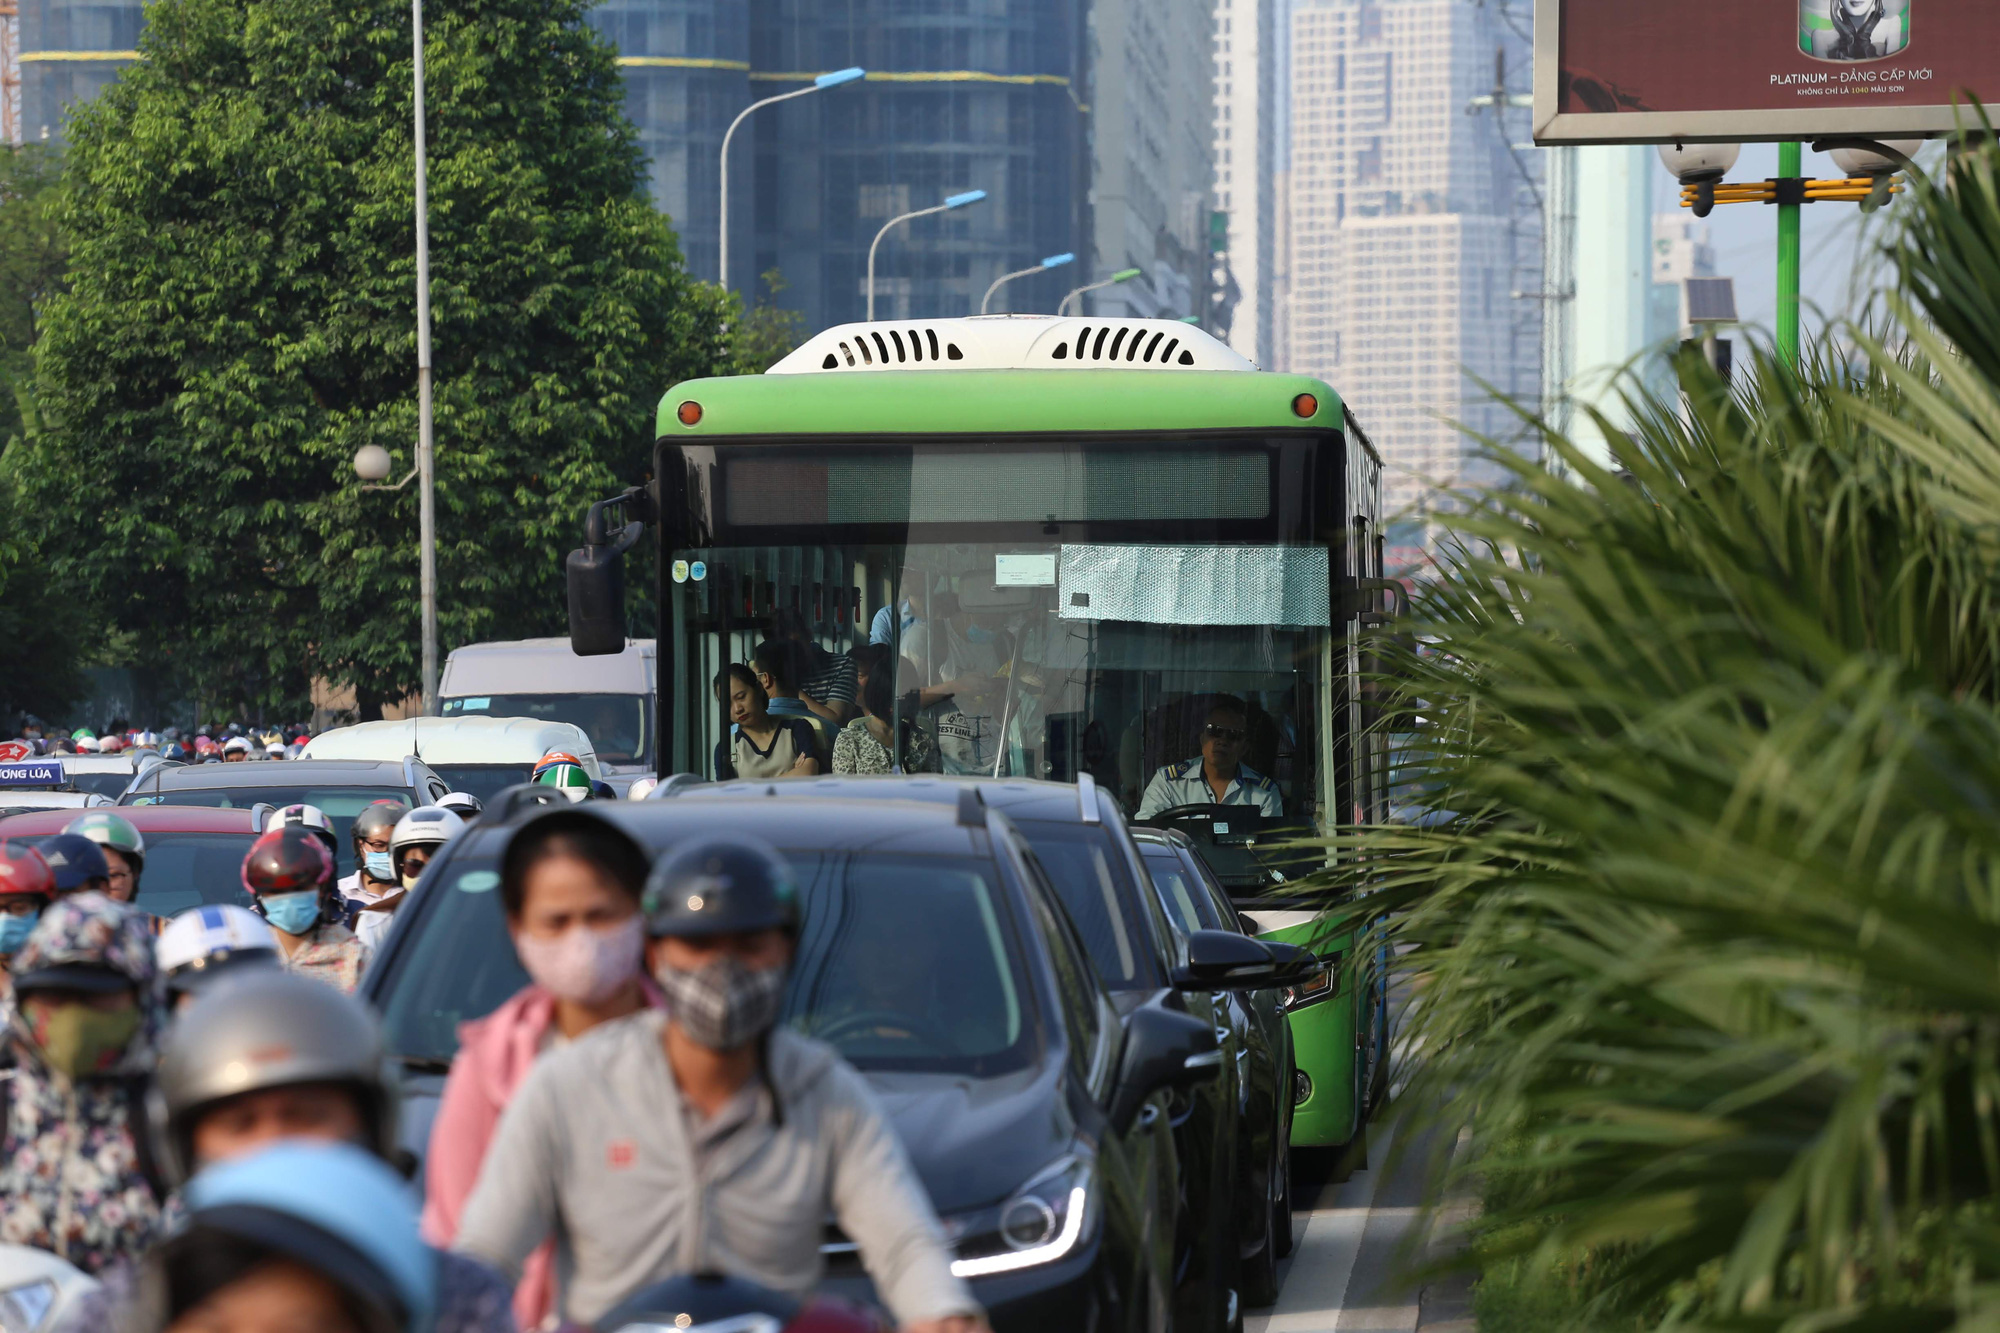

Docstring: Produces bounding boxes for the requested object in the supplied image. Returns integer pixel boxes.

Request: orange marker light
[677,400,703,427]
[1291,393,1318,419]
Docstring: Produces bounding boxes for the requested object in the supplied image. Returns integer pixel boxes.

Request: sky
[1649,140,1913,345]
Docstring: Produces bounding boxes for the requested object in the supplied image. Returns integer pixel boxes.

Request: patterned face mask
[29,1000,140,1080]
[652,955,788,1051]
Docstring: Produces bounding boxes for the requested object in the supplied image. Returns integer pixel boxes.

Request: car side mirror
[1108,1000,1220,1133]
[566,495,649,657]
[1171,929,1314,992]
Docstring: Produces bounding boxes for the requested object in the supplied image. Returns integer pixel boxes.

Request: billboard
[1534,0,2000,144]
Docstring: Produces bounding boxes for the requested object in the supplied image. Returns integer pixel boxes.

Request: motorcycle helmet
[156,904,280,1000]
[642,834,800,939]
[64,811,147,876]
[149,969,399,1185]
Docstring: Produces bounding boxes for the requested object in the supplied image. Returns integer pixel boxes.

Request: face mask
[363,851,396,882]
[31,1002,140,1080]
[0,912,38,955]
[966,624,996,645]
[653,955,788,1051]
[261,889,322,935]
[400,872,422,891]
[515,916,645,1006]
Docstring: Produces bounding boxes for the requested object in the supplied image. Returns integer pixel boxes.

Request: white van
[301,716,603,805]
[436,639,655,786]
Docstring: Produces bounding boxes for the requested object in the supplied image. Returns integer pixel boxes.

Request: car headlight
[945,1154,1096,1278]
[1282,952,1343,1012]
[0,1280,60,1333]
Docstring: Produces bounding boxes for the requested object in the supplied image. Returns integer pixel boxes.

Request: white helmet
[435,791,482,820]
[267,804,339,863]
[390,806,465,862]
[626,777,660,800]
[74,735,101,753]
[157,904,281,999]
[222,736,252,755]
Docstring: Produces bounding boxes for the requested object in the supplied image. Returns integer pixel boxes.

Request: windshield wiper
[396,1054,454,1074]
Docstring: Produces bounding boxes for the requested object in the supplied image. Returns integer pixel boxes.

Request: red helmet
[0,841,57,902]
[241,826,337,897]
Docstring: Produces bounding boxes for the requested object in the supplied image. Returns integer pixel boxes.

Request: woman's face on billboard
[1838,0,1874,16]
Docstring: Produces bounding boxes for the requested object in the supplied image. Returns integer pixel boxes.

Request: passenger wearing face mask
[353,806,466,953]
[454,825,984,1333]
[0,893,166,1273]
[0,841,59,976]
[241,826,368,992]
[338,801,410,922]
[423,810,666,1332]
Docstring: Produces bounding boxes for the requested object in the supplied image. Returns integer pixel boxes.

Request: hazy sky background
[1649,141,1912,346]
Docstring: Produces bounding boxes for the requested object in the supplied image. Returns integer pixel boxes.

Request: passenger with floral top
[833,666,937,775]
[0,893,165,1272]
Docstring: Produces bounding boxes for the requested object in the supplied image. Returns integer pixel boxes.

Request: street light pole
[1060,266,1144,316]
[980,252,1074,315]
[412,0,437,717]
[866,190,988,321]
[718,67,864,292]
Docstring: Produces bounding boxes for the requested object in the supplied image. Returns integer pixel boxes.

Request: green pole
[1777,140,1802,366]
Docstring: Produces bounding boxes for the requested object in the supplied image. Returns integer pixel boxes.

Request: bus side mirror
[566,497,647,657]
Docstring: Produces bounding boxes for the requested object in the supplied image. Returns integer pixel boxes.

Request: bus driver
[1136,697,1284,819]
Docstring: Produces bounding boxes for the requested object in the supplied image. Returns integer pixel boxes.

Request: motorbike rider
[220,736,251,762]
[241,826,368,992]
[154,904,281,1009]
[0,842,58,974]
[40,833,113,898]
[135,1142,438,1333]
[454,823,985,1333]
[530,752,594,802]
[64,812,147,903]
[338,800,409,922]
[423,809,668,1331]
[69,970,515,1333]
[353,806,466,951]
[0,894,166,1272]
[437,792,483,822]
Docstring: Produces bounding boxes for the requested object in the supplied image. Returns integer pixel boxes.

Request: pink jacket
[422,981,666,1330]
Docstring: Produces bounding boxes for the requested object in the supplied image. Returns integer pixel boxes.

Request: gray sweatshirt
[453,1013,978,1326]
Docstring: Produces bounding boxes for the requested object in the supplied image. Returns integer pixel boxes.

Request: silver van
[437,638,655,783]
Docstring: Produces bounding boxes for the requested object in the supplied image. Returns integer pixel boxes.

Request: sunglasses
[1202,724,1247,743]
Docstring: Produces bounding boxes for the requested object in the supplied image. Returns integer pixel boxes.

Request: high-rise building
[1285,0,1537,527]
[1084,0,1216,322]
[1212,0,1276,365]
[19,0,138,142]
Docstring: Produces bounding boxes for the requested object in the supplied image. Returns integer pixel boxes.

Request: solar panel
[1685,277,1738,324]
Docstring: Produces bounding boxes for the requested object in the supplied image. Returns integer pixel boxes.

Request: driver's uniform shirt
[1137,759,1283,819]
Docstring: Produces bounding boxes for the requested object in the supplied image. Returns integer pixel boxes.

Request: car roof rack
[1077,772,1101,824]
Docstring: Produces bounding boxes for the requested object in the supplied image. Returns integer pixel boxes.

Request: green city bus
[566,315,1392,1150]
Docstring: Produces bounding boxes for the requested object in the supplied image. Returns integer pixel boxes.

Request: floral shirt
[284,921,369,993]
[832,717,936,775]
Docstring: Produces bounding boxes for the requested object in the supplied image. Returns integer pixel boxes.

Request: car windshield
[5,831,253,918]
[1010,820,1162,991]
[437,694,649,765]
[1140,847,1224,934]
[126,786,411,876]
[67,772,133,799]
[425,765,533,806]
[376,849,1037,1076]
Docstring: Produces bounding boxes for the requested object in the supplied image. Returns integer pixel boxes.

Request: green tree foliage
[728,269,808,374]
[1338,138,2000,1330]
[0,145,65,448]
[26,0,732,719]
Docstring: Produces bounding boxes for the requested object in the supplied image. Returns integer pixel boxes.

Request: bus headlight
[1282,952,1342,1012]
[945,1154,1096,1278]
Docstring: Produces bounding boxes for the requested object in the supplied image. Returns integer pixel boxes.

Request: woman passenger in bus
[833,660,937,776]
[712,664,820,780]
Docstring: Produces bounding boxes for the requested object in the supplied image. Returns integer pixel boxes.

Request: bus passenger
[1136,697,1283,818]
[751,640,838,764]
[770,609,858,727]
[834,661,937,775]
[714,665,820,781]
[870,568,929,646]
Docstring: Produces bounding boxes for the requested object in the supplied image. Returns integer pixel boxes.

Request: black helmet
[642,835,799,939]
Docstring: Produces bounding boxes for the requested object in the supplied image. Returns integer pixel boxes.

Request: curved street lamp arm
[981,264,1048,315]
[867,202,950,321]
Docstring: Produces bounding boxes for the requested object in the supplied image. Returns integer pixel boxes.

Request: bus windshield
[669,538,1336,826]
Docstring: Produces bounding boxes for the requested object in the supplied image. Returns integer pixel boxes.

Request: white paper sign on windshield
[1057,544,1330,626]
[994,552,1058,587]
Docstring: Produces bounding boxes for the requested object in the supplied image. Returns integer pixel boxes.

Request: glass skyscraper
[20,0,141,143]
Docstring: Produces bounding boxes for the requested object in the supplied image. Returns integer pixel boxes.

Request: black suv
[681,774,1314,1333]
[362,788,1285,1332]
